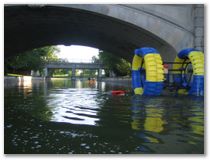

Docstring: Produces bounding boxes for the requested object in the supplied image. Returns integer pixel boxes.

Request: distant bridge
[44,62,104,79]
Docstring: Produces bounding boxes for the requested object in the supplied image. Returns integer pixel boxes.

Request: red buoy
[111,90,126,96]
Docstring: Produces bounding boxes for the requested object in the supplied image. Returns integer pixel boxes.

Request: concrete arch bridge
[5,4,204,62]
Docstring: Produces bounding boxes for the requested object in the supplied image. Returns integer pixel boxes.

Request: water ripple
[48,88,101,126]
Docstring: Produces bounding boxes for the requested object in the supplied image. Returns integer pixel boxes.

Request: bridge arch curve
[5,4,194,61]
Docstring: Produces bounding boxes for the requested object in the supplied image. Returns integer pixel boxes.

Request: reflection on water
[131,97,165,133]
[4,78,204,154]
[48,89,100,125]
[144,107,164,133]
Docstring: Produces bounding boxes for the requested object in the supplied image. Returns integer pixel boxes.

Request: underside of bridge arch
[5,5,177,62]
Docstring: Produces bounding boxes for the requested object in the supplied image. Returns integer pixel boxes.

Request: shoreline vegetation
[5,47,131,81]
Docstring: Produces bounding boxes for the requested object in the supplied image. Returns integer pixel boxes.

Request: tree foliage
[96,50,131,77]
[5,46,60,75]
[91,56,100,64]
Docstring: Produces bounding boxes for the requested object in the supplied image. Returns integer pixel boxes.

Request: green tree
[91,56,100,63]
[5,46,60,75]
[43,46,60,62]
[83,69,97,77]
[97,50,131,77]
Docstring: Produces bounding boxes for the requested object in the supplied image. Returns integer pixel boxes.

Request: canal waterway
[4,78,204,154]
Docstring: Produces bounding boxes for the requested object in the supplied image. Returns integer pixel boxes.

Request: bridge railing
[46,59,102,65]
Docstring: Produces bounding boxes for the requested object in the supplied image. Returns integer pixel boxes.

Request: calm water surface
[4,78,204,154]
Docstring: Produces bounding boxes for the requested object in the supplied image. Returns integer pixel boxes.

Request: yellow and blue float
[132,47,164,95]
[172,48,204,96]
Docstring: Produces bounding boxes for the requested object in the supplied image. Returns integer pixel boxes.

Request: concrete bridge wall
[46,62,104,69]
[5,4,204,62]
[44,62,104,79]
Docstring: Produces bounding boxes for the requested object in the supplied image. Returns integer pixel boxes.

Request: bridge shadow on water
[4,78,204,154]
